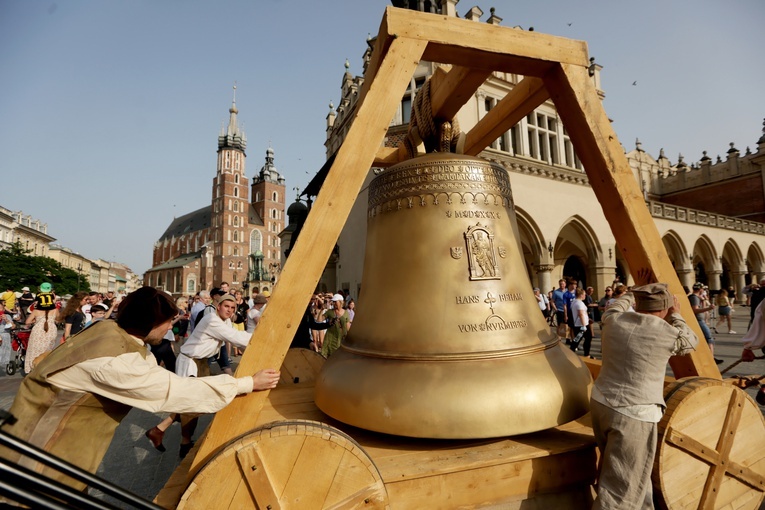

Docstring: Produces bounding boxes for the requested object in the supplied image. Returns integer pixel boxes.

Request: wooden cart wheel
[653,377,765,510]
[178,420,389,510]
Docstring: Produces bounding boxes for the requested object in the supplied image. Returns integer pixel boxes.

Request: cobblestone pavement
[1,309,764,508]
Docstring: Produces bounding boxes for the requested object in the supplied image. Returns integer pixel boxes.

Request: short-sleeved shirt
[688,294,705,321]
[571,299,589,328]
[552,289,566,312]
[65,311,86,337]
[563,290,577,314]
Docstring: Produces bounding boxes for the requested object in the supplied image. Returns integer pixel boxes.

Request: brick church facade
[144,94,286,296]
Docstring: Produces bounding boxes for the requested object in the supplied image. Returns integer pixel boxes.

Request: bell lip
[315,343,593,440]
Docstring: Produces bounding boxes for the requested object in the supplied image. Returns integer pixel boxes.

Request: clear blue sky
[1,0,762,275]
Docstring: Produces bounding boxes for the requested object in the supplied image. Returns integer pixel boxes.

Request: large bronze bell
[315,153,592,439]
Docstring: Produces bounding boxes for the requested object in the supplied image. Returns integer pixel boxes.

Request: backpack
[194,304,216,327]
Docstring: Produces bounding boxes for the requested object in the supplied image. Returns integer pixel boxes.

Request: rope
[403,77,462,158]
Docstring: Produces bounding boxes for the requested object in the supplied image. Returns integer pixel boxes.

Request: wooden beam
[185,36,429,476]
[463,76,548,156]
[384,6,589,72]
[429,65,492,120]
[542,62,720,379]
[373,146,400,168]
[372,65,492,167]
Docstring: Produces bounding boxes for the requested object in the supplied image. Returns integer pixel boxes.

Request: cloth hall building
[295,0,765,302]
[144,98,286,296]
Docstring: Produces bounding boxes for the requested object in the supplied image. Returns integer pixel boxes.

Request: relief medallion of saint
[463,223,500,281]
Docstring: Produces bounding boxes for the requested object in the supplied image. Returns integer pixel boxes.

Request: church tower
[211,87,249,287]
[251,147,286,284]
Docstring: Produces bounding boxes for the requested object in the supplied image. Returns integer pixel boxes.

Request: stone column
[707,270,722,291]
[536,264,554,294]
[676,267,694,289]
[592,265,617,299]
[733,271,747,304]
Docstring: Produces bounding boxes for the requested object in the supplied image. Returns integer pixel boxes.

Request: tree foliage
[0,242,90,295]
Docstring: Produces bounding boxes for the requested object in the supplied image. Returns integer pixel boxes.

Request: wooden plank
[280,428,345,508]
[236,446,282,510]
[383,449,595,509]
[186,35,429,476]
[384,6,589,71]
[541,62,720,380]
[373,146,400,168]
[463,76,548,156]
[372,65,492,168]
[429,65,493,120]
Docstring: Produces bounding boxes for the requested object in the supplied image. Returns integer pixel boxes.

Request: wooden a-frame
[158,6,720,504]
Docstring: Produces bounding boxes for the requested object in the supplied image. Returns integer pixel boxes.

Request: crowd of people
[4,272,765,508]
[2,280,364,486]
[534,277,758,364]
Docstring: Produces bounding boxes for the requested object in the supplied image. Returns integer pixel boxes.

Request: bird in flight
[632,81,638,86]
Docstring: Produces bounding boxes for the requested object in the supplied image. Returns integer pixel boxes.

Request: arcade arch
[692,235,718,288]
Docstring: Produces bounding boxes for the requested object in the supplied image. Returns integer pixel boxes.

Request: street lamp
[76,264,82,292]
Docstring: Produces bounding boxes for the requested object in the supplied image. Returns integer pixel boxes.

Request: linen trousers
[590,399,657,510]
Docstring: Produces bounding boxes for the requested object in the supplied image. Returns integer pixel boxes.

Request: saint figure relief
[464,224,499,280]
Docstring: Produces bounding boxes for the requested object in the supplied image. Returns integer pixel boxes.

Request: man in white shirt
[176,294,252,377]
[2,286,280,490]
[154,293,258,457]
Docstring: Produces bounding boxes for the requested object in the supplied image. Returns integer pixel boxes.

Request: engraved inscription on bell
[464,223,499,280]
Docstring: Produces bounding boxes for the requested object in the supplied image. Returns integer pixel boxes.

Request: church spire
[218,84,247,152]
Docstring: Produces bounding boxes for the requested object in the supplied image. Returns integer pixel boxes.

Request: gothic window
[233,216,239,227]
[233,247,238,256]
[401,77,425,124]
[187,274,197,294]
[250,229,263,254]
[175,270,182,293]
[234,201,239,212]
[233,272,238,283]
[229,262,234,269]
[234,187,239,197]
[256,191,262,202]
[234,231,239,242]
[526,112,560,165]
[235,174,240,184]
[272,191,278,201]
[562,126,583,170]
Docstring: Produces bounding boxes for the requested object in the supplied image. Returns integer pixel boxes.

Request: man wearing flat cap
[591,283,698,510]
[1,287,279,490]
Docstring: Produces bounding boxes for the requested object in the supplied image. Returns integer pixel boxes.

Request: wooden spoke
[655,378,765,510]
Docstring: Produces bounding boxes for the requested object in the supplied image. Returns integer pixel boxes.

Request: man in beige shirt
[591,283,697,509]
[1,286,280,490]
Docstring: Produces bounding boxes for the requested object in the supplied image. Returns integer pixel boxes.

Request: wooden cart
[156,7,765,509]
